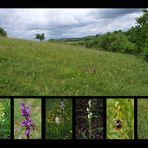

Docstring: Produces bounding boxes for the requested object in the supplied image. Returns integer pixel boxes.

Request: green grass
[0,37,148,95]
[14,98,41,139]
[138,99,148,139]
[107,99,134,139]
[46,99,72,139]
[0,99,10,139]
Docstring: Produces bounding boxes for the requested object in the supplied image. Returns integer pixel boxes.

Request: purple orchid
[60,100,64,111]
[20,103,35,139]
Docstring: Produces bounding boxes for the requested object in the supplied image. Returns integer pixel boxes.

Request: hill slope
[0,37,148,96]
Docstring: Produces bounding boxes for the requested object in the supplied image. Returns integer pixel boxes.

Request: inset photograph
[0,99,11,139]
[138,99,148,139]
[75,98,103,139]
[107,98,134,139]
[46,99,72,139]
[14,98,41,139]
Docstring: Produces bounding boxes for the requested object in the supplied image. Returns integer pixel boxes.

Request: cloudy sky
[0,8,143,40]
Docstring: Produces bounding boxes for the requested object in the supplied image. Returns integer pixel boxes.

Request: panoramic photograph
[0,8,147,96]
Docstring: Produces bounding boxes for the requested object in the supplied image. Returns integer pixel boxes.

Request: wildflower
[20,103,30,118]
[88,112,93,119]
[118,106,121,111]
[87,99,93,119]
[88,100,91,108]
[60,100,64,111]
[55,116,60,125]
[92,65,96,74]
[115,101,119,107]
[0,102,5,123]
[113,101,123,131]
[86,107,89,112]
[115,119,122,130]
[20,103,35,139]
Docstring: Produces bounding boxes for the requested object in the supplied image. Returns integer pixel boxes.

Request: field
[75,98,103,139]
[107,99,134,139]
[138,99,148,139]
[14,98,41,139]
[0,99,10,139]
[46,99,72,139]
[0,37,148,96]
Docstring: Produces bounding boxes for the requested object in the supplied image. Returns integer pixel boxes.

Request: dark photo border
[0,0,148,146]
[0,0,147,8]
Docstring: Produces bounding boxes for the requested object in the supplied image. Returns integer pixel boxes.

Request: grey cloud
[0,9,143,40]
[91,9,142,19]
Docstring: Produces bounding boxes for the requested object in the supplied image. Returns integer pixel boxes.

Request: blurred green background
[14,98,41,139]
[107,99,134,139]
[0,99,10,139]
[138,99,148,139]
[46,99,72,139]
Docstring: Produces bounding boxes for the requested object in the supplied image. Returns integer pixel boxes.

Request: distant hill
[48,35,96,42]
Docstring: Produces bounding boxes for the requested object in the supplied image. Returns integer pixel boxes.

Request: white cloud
[0,8,143,40]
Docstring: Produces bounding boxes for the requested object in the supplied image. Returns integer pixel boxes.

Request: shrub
[143,44,148,61]
[0,27,7,37]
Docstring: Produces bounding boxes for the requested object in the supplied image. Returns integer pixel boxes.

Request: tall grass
[0,37,148,96]
[107,99,134,139]
[138,99,148,139]
[14,98,41,139]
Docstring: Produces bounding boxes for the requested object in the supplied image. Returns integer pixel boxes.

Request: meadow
[0,37,148,96]
[75,98,103,139]
[14,98,41,139]
[46,99,72,139]
[138,99,148,139]
[107,99,134,139]
[0,99,10,139]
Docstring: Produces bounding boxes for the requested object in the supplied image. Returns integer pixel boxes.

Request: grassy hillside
[0,37,148,96]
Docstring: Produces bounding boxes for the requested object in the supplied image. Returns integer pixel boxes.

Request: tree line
[65,9,148,61]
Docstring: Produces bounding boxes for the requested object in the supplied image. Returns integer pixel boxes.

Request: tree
[136,9,148,28]
[0,27,7,37]
[35,33,45,41]
[127,9,148,53]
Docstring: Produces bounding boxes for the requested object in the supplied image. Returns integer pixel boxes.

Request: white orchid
[55,116,60,125]
[87,107,89,112]
[88,112,93,119]
[88,100,92,108]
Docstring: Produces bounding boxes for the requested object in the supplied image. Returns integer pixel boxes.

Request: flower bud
[86,108,89,112]
[88,100,92,108]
